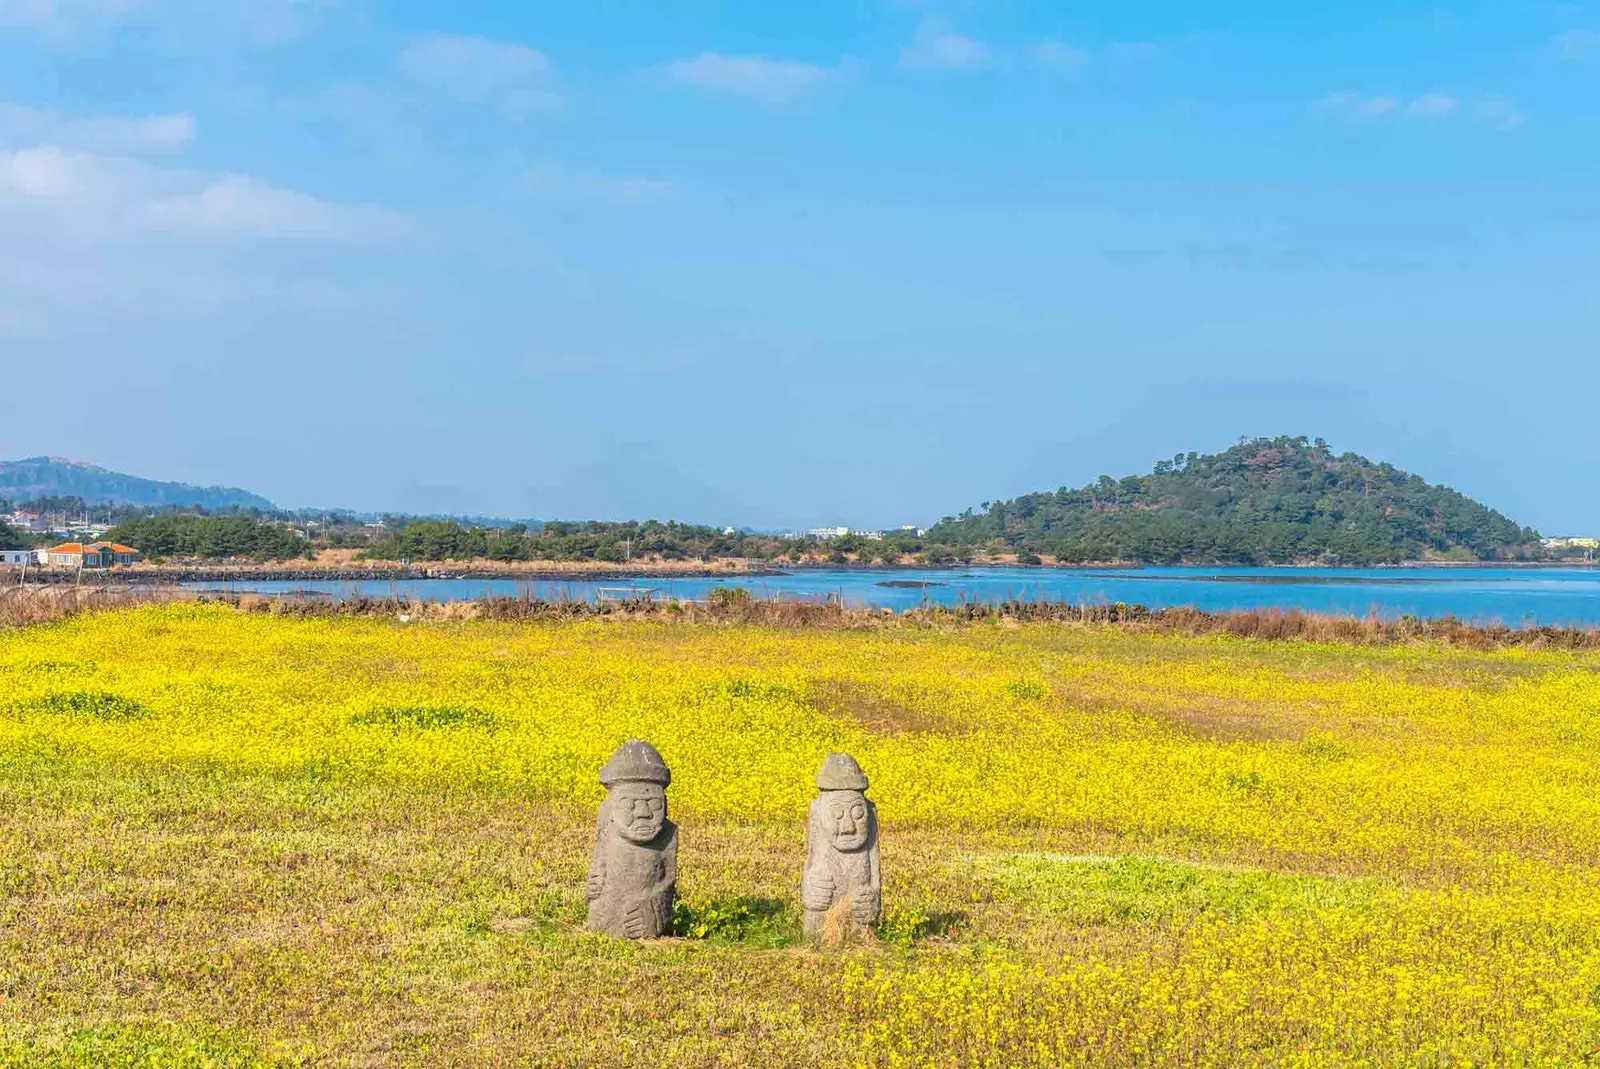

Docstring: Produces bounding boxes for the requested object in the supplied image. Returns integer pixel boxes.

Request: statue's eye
[830,806,844,819]
[851,805,865,820]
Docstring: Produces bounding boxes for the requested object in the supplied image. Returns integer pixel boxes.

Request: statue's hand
[850,888,881,924]
[623,902,649,939]
[586,868,604,899]
[801,872,834,912]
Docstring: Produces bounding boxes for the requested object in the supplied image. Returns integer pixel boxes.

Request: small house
[43,541,141,568]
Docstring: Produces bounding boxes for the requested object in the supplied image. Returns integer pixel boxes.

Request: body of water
[186,565,1600,628]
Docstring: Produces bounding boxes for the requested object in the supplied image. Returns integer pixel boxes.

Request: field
[4,604,1600,1067]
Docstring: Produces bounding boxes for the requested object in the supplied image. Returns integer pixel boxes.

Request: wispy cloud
[0,0,148,31]
[1031,40,1088,70]
[1474,96,1525,131]
[1024,37,1173,73]
[1556,28,1600,60]
[0,145,404,242]
[0,0,330,41]
[397,32,557,117]
[900,19,994,71]
[146,174,404,240]
[1107,40,1163,62]
[524,164,674,204]
[660,53,839,103]
[1314,91,1519,129]
[0,102,195,153]
[1406,92,1458,117]
[1316,92,1402,120]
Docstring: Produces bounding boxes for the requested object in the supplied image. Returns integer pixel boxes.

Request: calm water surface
[188,566,1600,628]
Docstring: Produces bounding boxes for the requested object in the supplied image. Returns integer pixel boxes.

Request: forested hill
[926,437,1541,565]
[0,457,274,511]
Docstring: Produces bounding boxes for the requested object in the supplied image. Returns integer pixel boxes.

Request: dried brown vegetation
[4,583,1598,652]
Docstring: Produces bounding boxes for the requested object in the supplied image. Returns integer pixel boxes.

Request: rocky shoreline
[9,557,1593,588]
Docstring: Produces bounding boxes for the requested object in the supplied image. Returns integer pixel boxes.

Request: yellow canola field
[3,603,1600,1067]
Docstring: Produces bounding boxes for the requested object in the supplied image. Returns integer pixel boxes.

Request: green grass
[0,1024,289,1069]
[980,854,1381,923]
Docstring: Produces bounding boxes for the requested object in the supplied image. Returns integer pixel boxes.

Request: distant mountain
[0,456,275,511]
[927,436,1542,565]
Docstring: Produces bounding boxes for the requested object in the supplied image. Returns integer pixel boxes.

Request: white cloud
[1315,92,1399,120]
[1315,91,1522,131]
[524,165,674,204]
[0,144,140,200]
[145,175,403,240]
[900,20,993,70]
[660,52,837,103]
[1406,93,1458,117]
[0,145,404,242]
[0,103,195,153]
[1032,40,1087,70]
[397,32,557,116]
[1107,40,1163,62]
[1475,97,1525,131]
[0,0,147,30]
[1557,28,1600,60]
[0,0,326,40]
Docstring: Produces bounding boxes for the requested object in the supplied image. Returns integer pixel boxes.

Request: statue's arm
[851,840,882,923]
[650,831,678,899]
[623,830,677,936]
[801,855,835,911]
[585,851,606,900]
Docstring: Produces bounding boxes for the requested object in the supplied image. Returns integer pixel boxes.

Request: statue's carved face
[823,791,870,852]
[608,783,666,844]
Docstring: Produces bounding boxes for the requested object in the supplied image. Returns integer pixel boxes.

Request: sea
[186,565,1600,629]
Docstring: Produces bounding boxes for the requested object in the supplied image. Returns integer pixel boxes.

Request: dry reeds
[2,583,1596,652]
[0,584,193,630]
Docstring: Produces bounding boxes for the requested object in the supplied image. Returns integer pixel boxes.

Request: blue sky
[1,1,1596,531]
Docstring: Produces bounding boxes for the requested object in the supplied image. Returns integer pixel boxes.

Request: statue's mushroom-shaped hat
[816,751,869,792]
[599,739,672,786]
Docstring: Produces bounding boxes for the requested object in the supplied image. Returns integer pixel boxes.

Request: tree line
[360,519,949,565]
[105,515,310,562]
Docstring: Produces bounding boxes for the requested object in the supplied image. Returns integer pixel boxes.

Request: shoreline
[3,584,1598,649]
[4,556,1596,585]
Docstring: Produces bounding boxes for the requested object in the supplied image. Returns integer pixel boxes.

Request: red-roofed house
[44,542,141,567]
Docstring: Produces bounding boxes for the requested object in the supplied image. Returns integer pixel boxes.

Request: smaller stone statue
[586,739,677,939]
[801,752,881,935]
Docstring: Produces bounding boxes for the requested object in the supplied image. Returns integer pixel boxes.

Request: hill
[0,456,275,511]
[926,436,1541,565]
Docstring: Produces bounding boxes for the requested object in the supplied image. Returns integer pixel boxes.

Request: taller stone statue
[801,752,881,935]
[586,739,677,939]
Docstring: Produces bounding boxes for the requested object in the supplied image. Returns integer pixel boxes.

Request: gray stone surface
[586,739,677,939]
[801,752,881,934]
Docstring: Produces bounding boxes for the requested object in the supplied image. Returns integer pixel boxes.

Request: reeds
[2,583,1596,651]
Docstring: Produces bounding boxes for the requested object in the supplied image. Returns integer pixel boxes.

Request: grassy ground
[4,605,1600,1067]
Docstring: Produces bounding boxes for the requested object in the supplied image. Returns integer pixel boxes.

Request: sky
[1,1,1597,532]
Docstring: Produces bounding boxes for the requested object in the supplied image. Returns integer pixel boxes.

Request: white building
[808,526,851,541]
[0,549,32,566]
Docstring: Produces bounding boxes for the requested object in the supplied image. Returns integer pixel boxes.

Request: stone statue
[586,739,677,939]
[801,752,881,935]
